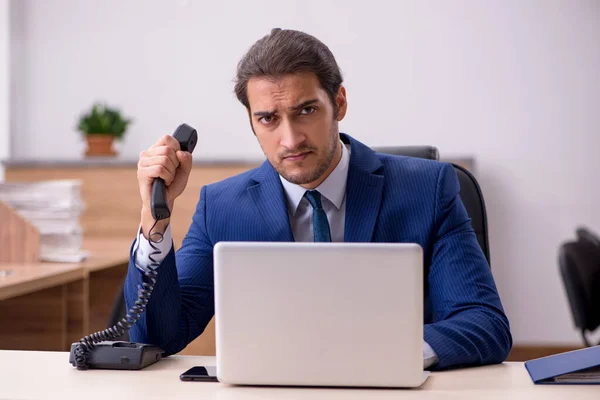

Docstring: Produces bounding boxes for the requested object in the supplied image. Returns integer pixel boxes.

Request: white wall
[9,0,600,345]
[0,0,9,180]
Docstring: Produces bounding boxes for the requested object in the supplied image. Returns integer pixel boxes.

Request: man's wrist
[140,205,172,239]
[134,223,173,272]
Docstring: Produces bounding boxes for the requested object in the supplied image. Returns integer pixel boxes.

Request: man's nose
[279,120,306,150]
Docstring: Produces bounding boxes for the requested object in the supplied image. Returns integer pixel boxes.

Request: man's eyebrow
[252,110,275,117]
[252,99,319,117]
[290,99,318,111]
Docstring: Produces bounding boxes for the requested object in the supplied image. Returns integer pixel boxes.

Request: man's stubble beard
[275,128,339,185]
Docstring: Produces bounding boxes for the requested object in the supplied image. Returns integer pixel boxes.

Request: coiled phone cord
[73,220,164,370]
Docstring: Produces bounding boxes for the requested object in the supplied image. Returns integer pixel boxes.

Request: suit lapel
[342,134,385,242]
[246,134,384,243]
[247,161,294,241]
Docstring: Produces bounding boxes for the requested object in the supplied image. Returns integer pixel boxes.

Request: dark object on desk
[374,146,491,266]
[68,341,163,370]
[180,366,219,382]
[525,345,600,384]
[559,227,600,347]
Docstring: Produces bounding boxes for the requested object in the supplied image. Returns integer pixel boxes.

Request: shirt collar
[279,140,351,216]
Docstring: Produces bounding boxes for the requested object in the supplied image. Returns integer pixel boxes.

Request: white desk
[0,350,597,400]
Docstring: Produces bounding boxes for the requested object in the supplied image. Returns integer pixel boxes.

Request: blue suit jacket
[125,133,512,370]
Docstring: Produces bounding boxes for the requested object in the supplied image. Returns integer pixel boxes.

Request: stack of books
[0,180,87,262]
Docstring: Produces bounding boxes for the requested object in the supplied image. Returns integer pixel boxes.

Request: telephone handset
[69,123,198,370]
[151,124,198,220]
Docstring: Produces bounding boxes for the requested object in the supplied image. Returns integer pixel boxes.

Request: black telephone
[69,123,198,370]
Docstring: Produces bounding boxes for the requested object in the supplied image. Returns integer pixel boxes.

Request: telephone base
[69,341,164,370]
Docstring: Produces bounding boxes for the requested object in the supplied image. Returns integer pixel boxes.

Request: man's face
[246,72,347,189]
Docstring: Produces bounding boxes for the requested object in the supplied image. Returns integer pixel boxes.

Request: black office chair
[374,146,440,161]
[373,146,491,267]
[107,283,129,341]
[558,227,600,347]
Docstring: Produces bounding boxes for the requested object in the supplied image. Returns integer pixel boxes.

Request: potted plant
[77,103,132,157]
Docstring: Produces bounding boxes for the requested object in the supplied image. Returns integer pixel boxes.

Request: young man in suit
[127,28,512,370]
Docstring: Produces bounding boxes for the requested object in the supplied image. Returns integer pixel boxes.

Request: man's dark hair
[234,28,343,116]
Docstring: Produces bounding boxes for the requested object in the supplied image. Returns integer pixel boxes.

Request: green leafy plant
[77,103,132,139]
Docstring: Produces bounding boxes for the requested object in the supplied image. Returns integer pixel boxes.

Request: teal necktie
[304,190,332,242]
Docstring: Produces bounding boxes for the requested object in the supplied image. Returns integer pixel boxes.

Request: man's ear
[335,86,347,121]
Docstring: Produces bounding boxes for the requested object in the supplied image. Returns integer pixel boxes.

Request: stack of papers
[0,180,88,262]
[554,366,600,383]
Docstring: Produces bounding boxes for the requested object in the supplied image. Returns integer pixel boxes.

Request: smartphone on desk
[180,366,218,382]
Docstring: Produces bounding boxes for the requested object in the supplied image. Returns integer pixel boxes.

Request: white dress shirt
[133,140,438,368]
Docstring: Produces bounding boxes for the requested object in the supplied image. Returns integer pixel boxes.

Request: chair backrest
[558,227,600,345]
[451,163,491,266]
[374,146,440,161]
[373,146,491,267]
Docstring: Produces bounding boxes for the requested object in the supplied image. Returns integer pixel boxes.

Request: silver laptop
[213,242,428,388]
